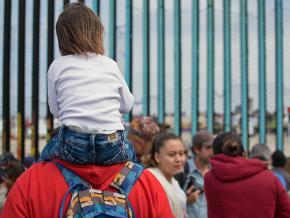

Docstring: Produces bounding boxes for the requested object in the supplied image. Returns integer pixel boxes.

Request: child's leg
[39,126,91,164]
[97,131,137,165]
[122,139,138,162]
[51,126,92,164]
[38,130,61,162]
[41,127,137,165]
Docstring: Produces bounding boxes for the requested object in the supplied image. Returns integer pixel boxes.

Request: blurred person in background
[23,156,35,169]
[0,152,17,167]
[0,160,26,213]
[205,131,290,218]
[178,130,214,218]
[148,132,187,218]
[285,157,290,174]
[249,143,271,168]
[271,150,290,192]
[128,116,160,165]
[0,169,8,212]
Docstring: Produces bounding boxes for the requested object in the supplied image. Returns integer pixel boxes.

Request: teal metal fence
[0,0,289,159]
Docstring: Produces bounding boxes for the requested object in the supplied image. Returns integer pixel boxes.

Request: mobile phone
[183,175,204,194]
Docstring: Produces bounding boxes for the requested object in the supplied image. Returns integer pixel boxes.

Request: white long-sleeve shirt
[47,53,134,131]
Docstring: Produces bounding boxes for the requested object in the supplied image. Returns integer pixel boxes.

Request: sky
[0,0,290,120]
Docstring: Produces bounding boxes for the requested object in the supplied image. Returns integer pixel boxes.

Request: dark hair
[213,132,244,157]
[4,161,26,191]
[271,150,286,167]
[56,3,104,56]
[150,132,181,165]
[0,152,16,167]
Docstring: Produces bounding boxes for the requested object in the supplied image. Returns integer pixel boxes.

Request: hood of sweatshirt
[209,154,267,182]
[56,160,125,188]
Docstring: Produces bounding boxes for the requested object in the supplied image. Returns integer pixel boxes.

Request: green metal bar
[240,0,249,150]
[47,0,55,141]
[258,0,266,144]
[174,0,181,136]
[157,0,165,124]
[18,0,26,161]
[275,0,284,151]
[223,0,231,132]
[207,0,214,133]
[142,0,150,116]
[124,0,133,122]
[93,0,100,16]
[191,0,199,135]
[109,0,116,60]
[32,0,40,158]
[2,0,12,152]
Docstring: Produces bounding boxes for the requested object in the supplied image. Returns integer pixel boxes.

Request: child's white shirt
[47,53,134,132]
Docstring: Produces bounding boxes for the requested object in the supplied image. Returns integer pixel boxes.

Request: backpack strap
[110,161,144,195]
[110,161,144,218]
[54,162,90,218]
[54,161,143,218]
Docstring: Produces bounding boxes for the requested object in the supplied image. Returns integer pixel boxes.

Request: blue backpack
[54,161,144,218]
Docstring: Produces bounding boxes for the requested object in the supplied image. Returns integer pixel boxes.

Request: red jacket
[1,161,174,218]
[205,154,290,218]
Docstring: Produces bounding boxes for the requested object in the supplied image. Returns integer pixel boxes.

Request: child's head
[56,3,104,56]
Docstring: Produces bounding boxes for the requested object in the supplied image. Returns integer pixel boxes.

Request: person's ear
[154,152,160,164]
[193,146,200,154]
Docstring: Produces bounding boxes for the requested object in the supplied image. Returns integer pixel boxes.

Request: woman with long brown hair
[148,132,187,218]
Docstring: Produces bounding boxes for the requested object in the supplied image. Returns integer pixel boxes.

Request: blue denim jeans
[39,126,137,165]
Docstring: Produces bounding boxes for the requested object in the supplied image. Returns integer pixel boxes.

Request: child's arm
[115,65,134,114]
[119,76,134,114]
[47,72,60,119]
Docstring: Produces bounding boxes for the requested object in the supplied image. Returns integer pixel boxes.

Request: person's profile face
[195,143,213,162]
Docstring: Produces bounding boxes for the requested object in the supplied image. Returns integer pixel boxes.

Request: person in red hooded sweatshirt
[204,131,290,218]
[1,160,174,218]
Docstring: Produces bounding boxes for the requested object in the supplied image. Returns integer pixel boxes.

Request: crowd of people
[1,2,290,217]
[2,120,290,217]
[0,152,34,213]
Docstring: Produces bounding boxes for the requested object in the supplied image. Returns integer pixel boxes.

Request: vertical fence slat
[109,0,116,60]
[93,0,100,16]
[18,0,26,161]
[32,0,40,158]
[158,0,165,124]
[207,0,215,133]
[125,0,133,122]
[191,0,199,135]
[224,0,231,132]
[258,0,266,144]
[47,0,55,141]
[142,0,150,116]
[275,0,284,151]
[1,0,289,154]
[174,0,181,136]
[240,0,249,150]
[2,0,12,152]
